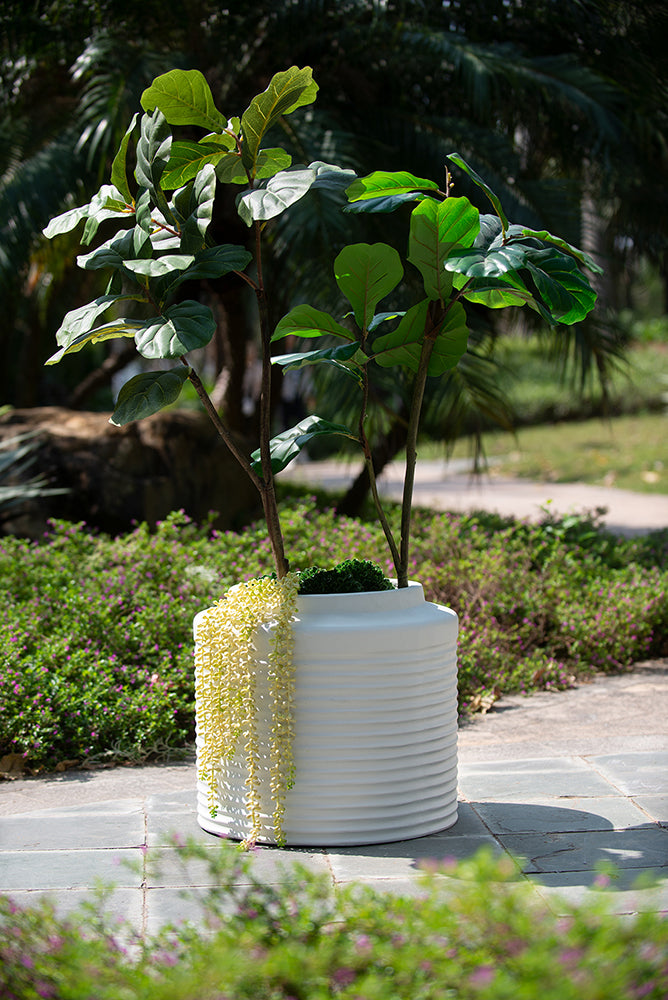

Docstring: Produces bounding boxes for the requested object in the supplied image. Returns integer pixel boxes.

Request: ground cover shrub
[1,498,666,771]
[1,844,666,999]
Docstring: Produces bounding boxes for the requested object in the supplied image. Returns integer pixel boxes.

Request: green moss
[298,558,394,594]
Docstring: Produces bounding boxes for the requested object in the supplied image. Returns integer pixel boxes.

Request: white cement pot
[194,581,458,846]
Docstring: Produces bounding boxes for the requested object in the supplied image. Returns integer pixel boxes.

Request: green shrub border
[1,496,666,771]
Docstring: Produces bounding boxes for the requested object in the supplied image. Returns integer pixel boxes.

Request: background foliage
[2,0,666,452]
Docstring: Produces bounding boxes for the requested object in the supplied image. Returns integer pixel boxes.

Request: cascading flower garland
[194,572,300,847]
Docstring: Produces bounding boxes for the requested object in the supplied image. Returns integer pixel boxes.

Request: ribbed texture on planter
[194,581,458,846]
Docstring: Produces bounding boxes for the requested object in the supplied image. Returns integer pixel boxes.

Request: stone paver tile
[247,846,331,884]
[145,845,330,888]
[0,806,145,851]
[470,796,651,835]
[145,886,229,936]
[588,752,668,796]
[529,870,668,915]
[458,757,617,800]
[632,794,668,826]
[327,834,503,882]
[336,876,448,898]
[146,810,210,847]
[444,801,490,837]
[146,790,196,812]
[496,826,668,874]
[4,887,144,933]
[0,848,143,891]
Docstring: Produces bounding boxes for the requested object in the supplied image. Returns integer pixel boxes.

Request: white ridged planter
[194,581,458,846]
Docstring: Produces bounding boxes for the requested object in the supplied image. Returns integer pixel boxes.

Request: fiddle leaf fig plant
[43,65,601,591]
[271,157,600,585]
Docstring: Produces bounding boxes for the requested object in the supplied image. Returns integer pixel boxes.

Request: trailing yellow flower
[194,573,299,846]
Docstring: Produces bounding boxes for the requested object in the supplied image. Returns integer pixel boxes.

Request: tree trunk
[336,412,409,518]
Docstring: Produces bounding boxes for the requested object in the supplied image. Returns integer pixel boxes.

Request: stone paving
[1,661,666,936]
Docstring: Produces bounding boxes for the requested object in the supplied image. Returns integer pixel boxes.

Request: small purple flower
[469,965,495,987]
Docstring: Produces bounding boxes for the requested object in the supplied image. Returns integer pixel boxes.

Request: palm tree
[2,0,663,512]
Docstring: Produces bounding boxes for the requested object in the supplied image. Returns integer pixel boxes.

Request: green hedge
[1,499,666,770]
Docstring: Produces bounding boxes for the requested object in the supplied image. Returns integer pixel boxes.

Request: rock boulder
[0,407,261,537]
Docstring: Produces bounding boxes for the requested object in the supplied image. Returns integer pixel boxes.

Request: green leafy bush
[1,498,666,770]
[1,844,666,999]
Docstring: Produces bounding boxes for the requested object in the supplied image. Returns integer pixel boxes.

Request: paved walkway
[281,458,668,535]
[1,660,666,935]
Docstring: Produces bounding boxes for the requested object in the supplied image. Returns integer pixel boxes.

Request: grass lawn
[446,411,667,494]
[492,337,668,424]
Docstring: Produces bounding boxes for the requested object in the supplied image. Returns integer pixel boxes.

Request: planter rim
[194,580,429,633]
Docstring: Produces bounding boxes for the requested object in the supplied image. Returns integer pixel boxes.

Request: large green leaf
[141,69,227,133]
[161,142,230,189]
[408,197,480,301]
[240,66,317,172]
[513,225,603,274]
[252,148,293,180]
[212,147,293,186]
[457,272,539,311]
[134,189,152,246]
[523,247,597,324]
[46,318,142,365]
[123,255,195,277]
[447,153,509,234]
[236,167,316,225]
[214,151,249,184]
[199,129,238,150]
[43,203,90,239]
[43,184,130,242]
[134,301,216,359]
[344,191,426,214]
[110,368,189,426]
[334,243,403,331]
[309,161,357,192]
[272,304,354,343]
[346,170,440,204]
[135,110,172,217]
[250,415,354,476]
[373,299,469,376]
[81,185,132,245]
[110,113,138,204]
[167,245,252,289]
[445,240,527,278]
[77,230,141,271]
[53,293,144,350]
[272,343,363,383]
[177,164,217,252]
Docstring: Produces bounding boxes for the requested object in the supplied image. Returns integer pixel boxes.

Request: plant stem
[358,366,402,578]
[185,360,288,578]
[254,221,289,578]
[397,302,441,588]
[184,363,262,490]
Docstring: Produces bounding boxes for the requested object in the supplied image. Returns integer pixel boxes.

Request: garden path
[1,661,666,933]
[281,458,668,535]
